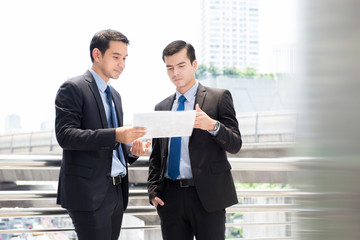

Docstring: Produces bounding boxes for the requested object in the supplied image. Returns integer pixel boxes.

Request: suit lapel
[164,94,175,110]
[85,71,108,129]
[195,83,207,109]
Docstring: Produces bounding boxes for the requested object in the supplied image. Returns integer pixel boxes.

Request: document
[133,110,196,138]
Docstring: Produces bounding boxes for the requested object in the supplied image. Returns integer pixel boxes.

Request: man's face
[95,40,128,82]
[164,48,197,94]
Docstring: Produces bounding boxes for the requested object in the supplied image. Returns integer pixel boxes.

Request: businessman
[55,29,150,240]
[147,40,242,240]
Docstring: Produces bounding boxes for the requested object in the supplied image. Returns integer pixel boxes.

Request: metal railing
[0,112,296,155]
[0,154,301,240]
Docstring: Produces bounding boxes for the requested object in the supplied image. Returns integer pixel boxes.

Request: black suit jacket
[55,70,136,211]
[148,83,241,212]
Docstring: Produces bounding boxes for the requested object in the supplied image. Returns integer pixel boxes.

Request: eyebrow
[112,52,128,57]
[166,61,186,68]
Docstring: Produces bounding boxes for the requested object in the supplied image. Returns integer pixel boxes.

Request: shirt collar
[175,81,199,102]
[89,68,109,93]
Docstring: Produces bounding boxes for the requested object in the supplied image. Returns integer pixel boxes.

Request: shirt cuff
[207,123,220,136]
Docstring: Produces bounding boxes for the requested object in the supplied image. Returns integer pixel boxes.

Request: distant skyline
[201,0,260,71]
[0,0,297,134]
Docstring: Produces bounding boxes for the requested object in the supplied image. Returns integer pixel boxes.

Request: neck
[91,65,109,83]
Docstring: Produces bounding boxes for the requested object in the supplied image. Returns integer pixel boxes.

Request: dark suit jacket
[148,83,242,212]
[55,70,137,212]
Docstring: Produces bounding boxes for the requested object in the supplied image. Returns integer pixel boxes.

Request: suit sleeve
[213,90,242,154]
[147,137,163,204]
[55,80,116,151]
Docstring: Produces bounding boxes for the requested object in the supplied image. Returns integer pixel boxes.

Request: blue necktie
[105,86,126,175]
[168,95,187,180]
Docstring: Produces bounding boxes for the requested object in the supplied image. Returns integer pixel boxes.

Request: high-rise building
[4,114,22,134]
[201,0,259,72]
[40,119,55,131]
[272,44,297,74]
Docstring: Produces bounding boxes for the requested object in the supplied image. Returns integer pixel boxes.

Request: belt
[110,175,122,185]
[165,178,195,188]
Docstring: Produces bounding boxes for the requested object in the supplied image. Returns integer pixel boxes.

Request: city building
[200,0,259,72]
[4,114,21,134]
[272,44,297,74]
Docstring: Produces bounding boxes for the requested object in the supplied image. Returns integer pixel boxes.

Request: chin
[173,81,184,87]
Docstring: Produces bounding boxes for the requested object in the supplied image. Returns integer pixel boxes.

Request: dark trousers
[68,183,124,240]
[157,180,226,240]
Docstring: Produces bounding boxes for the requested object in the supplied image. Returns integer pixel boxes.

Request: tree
[259,73,275,80]
[208,62,221,77]
[223,67,239,76]
[195,64,208,79]
[242,67,257,78]
[197,64,278,80]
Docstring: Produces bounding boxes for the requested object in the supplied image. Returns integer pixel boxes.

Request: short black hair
[89,29,129,62]
[162,40,196,64]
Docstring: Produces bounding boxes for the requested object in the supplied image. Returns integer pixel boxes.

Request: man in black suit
[55,29,150,240]
[148,40,242,240]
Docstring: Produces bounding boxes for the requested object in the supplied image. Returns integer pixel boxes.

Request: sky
[0,0,297,134]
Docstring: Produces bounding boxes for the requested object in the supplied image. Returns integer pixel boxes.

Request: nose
[173,66,180,76]
[118,59,125,68]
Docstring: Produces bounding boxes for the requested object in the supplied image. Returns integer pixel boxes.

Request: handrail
[0,222,297,234]
[0,155,302,169]
[0,111,296,154]
[0,189,301,201]
[0,228,296,240]
[0,203,298,218]
[0,225,161,235]
[0,155,299,239]
[0,186,301,217]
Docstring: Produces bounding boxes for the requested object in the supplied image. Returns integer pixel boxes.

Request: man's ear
[92,48,102,62]
[193,59,198,71]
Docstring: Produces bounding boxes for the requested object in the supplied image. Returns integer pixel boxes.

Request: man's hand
[115,126,146,144]
[151,196,165,208]
[130,140,151,156]
[193,104,216,131]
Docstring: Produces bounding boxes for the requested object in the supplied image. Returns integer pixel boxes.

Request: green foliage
[223,67,240,76]
[228,228,243,238]
[195,64,208,79]
[242,67,257,78]
[208,62,221,77]
[196,64,276,79]
[259,73,275,79]
[228,212,243,238]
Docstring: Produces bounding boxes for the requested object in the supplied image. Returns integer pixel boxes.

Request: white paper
[133,110,196,138]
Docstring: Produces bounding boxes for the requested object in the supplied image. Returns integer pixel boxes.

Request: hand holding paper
[133,110,196,138]
[115,126,147,144]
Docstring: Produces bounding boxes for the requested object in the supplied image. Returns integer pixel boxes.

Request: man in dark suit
[55,29,150,240]
[148,40,242,240]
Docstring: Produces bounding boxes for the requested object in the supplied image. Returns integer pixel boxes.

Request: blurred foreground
[293,1,360,239]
